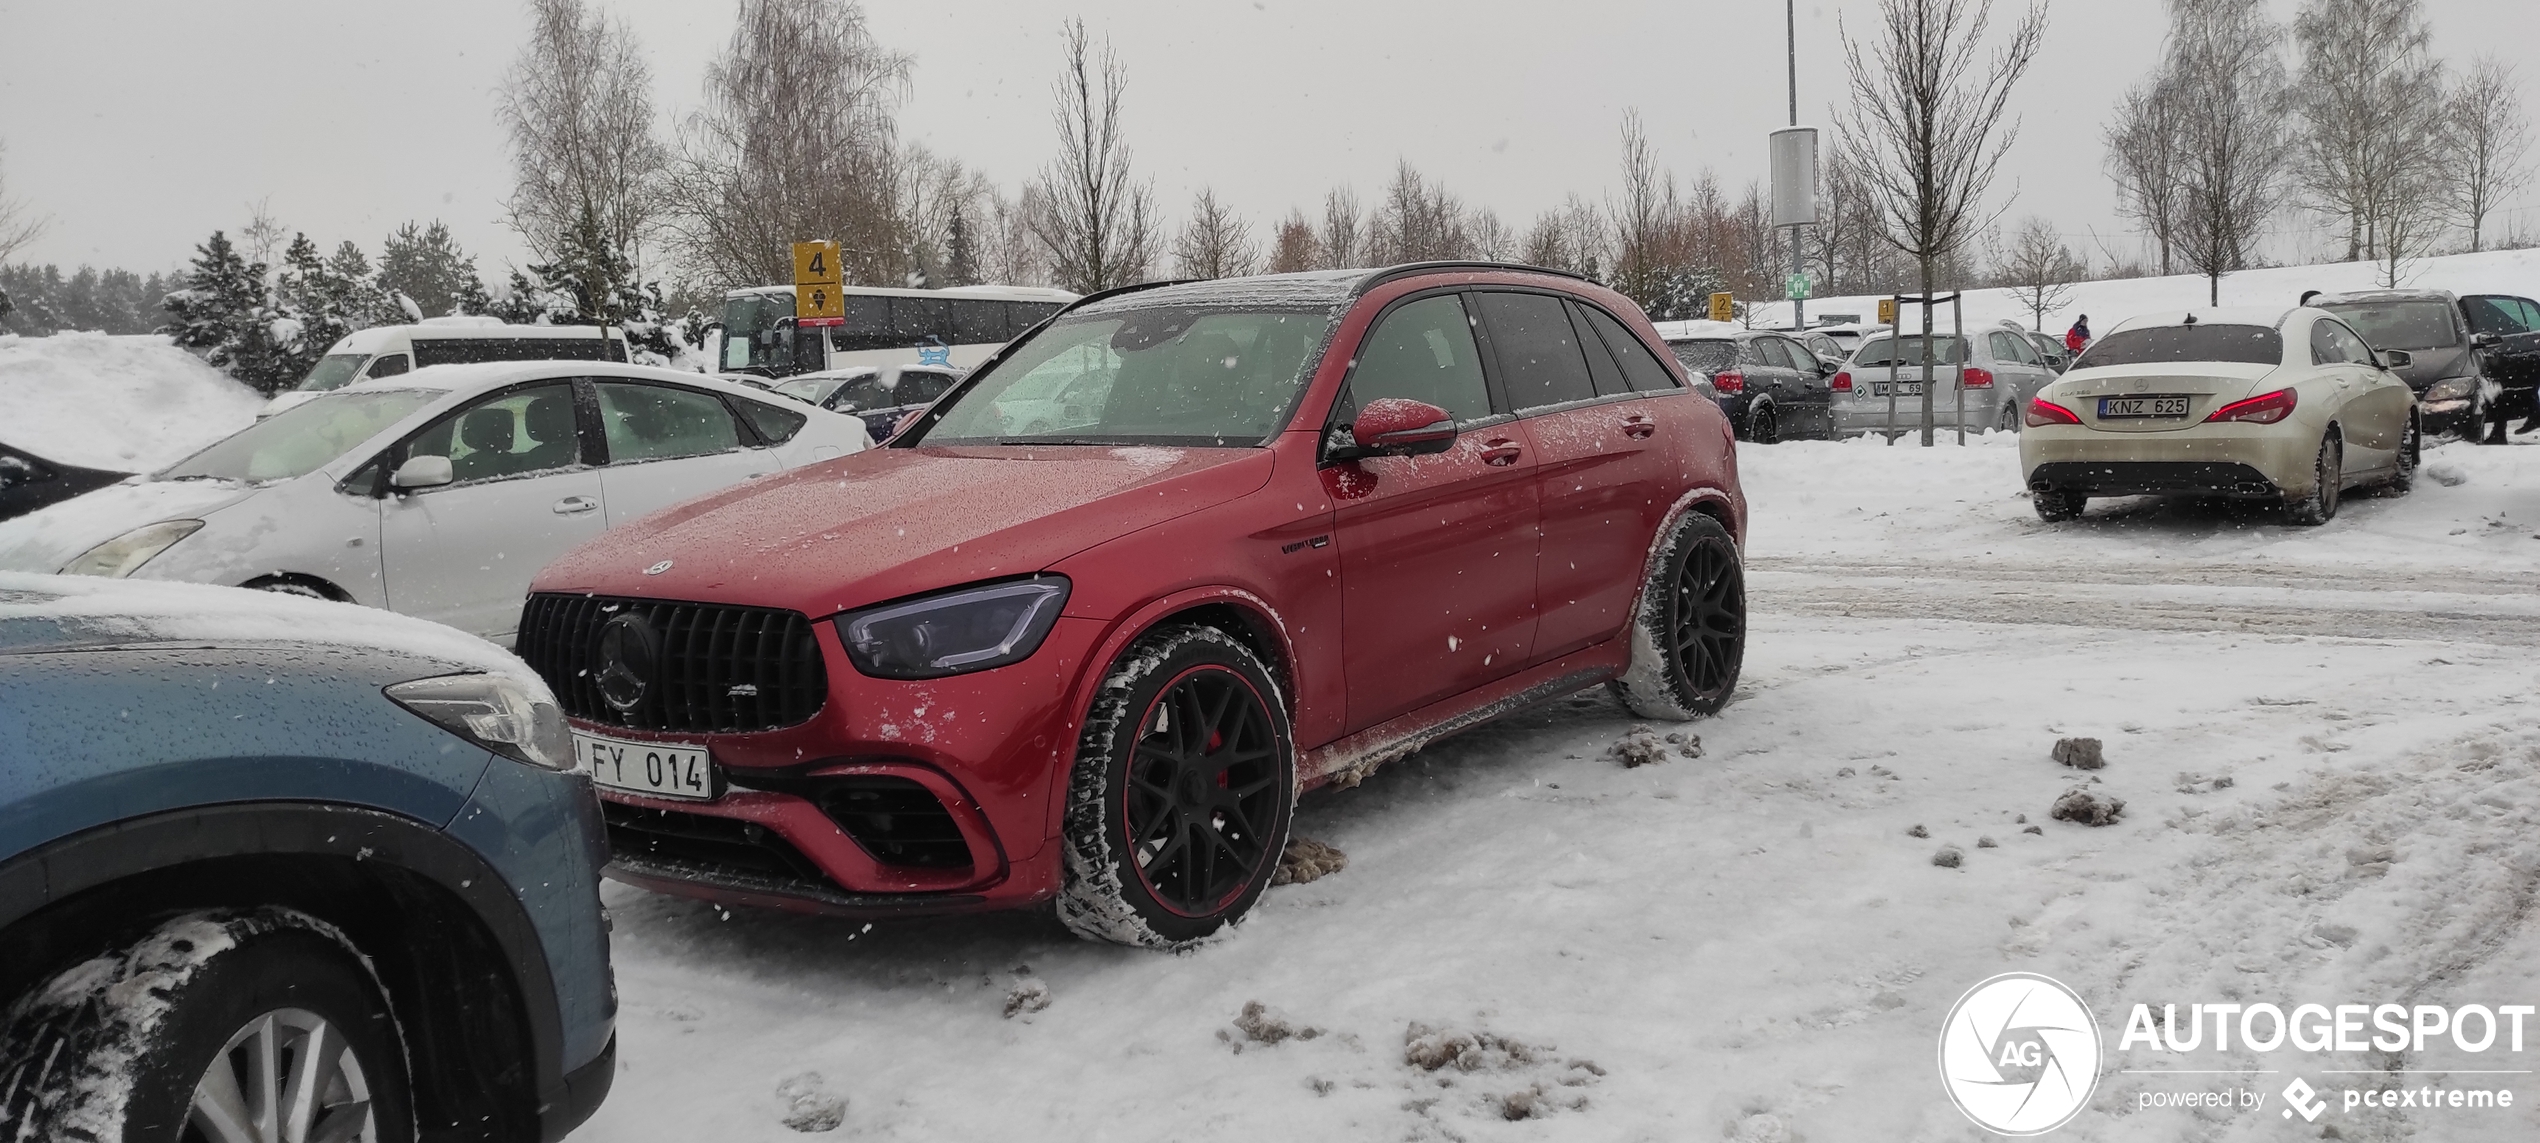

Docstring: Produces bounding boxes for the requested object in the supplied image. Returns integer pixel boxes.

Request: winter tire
[2369,414,2418,497]
[2033,490,2088,522]
[0,907,413,1143]
[1057,624,1295,949]
[1748,403,1781,445]
[1996,396,2022,434]
[1611,511,1745,721]
[2286,432,2342,526]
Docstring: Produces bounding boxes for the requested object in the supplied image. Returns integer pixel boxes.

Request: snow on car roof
[332,321,622,355]
[338,360,755,395]
[0,333,265,473]
[1069,270,1366,317]
[0,571,541,688]
[2107,306,2295,333]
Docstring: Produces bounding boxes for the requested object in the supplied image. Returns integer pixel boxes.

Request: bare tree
[2290,0,2445,263]
[1522,197,1607,277]
[2170,0,2293,304]
[1610,110,1674,305]
[2444,57,2535,253]
[1316,188,1363,269]
[1027,20,1157,293]
[1367,161,1475,262]
[1467,209,1515,261]
[1266,210,1318,273]
[1995,216,2082,329]
[1833,0,2046,444]
[2104,75,2189,274]
[1171,188,1259,279]
[497,0,666,264]
[665,0,913,288]
[0,142,48,266]
[981,186,1051,286]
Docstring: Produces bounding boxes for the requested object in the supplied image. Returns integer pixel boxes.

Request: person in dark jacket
[2064,316,2091,355]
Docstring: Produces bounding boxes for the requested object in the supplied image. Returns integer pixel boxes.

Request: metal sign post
[1952,292,1966,446]
[1886,294,1902,444]
[1882,292,1966,446]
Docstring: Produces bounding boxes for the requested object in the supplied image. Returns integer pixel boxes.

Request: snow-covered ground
[0,332,262,472]
[578,434,2540,1143]
[1744,246,2540,336]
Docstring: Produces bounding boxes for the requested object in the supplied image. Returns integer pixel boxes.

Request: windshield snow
[2316,301,2458,350]
[917,307,1328,447]
[159,388,437,484]
[1668,340,1737,373]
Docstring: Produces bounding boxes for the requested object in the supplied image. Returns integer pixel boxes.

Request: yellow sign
[1707,293,1735,323]
[1878,298,1898,325]
[792,240,839,286]
[795,282,844,325]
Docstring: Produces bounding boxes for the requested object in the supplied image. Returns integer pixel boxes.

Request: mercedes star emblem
[594,613,660,713]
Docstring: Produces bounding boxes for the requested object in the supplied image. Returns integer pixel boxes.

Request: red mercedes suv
[518,264,1747,947]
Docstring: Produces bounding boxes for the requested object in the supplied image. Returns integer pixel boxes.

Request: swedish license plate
[574,731,716,800]
[1870,382,1925,397]
[2099,396,2191,419]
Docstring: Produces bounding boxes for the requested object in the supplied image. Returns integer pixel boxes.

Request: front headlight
[837,576,1070,680]
[2425,376,2475,401]
[60,520,204,577]
[385,672,574,771]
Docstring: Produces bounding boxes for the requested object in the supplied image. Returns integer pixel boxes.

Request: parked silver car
[0,362,871,643]
[1831,325,2061,436]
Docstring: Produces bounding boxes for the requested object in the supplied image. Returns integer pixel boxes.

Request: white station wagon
[0,362,870,642]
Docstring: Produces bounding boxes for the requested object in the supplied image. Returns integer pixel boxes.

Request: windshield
[2316,301,2458,350]
[1668,340,1737,373]
[1854,335,1967,367]
[772,372,872,406]
[2073,324,2282,368]
[916,307,1328,447]
[296,353,370,393]
[160,389,438,484]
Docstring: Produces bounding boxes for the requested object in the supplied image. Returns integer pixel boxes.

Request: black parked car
[2313,289,2540,442]
[0,441,127,522]
[1666,330,1836,441]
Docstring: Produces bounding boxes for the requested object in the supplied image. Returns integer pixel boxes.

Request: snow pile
[0,571,533,687]
[0,333,262,472]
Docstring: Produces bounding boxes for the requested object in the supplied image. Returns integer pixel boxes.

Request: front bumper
[570,615,1110,916]
[2020,422,2318,499]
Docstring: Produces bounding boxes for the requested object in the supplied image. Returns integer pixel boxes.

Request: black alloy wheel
[1668,523,1745,708]
[1123,667,1283,917]
[1750,403,1781,444]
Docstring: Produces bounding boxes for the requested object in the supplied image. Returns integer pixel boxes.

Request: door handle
[552,496,599,515]
[1478,439,1524,466]
[1622,415,1657,439]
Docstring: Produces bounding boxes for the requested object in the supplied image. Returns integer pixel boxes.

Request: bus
[717,283,1078,380]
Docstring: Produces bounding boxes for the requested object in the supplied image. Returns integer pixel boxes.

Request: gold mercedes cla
[2018,307,2419,525]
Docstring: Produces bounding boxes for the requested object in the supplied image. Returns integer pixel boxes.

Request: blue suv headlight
[836,577,1070,679]
[386,672,574,770]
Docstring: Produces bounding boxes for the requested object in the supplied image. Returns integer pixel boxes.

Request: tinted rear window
[1668,340,1737,373]
[2073,324,2282,368]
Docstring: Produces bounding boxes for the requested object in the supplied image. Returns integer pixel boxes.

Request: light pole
[1787,0,1806,331]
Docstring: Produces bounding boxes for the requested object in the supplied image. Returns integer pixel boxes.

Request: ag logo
[1938,973,2101,1135]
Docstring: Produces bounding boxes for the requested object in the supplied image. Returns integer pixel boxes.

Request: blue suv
[0,575,613,1142]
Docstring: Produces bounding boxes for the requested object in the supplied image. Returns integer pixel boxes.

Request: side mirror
[1342,398,1457,459]
[2381,349,2413,370]
[2474,332,2500,348]
[390,454,454,491]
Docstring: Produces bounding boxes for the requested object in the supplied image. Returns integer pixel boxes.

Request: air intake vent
[517,593,827,733]
[817,777,973,870]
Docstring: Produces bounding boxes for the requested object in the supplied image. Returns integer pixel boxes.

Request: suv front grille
[517,593,828,733]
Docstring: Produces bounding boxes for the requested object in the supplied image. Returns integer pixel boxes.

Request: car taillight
[1713,370,1745,395]
[2204,387,2297,425]
[2025,397,2081,427]
[1961,366,1994,389]
[1830,370,1853,392]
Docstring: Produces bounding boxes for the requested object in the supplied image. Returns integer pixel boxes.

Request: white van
[260,318,630,416]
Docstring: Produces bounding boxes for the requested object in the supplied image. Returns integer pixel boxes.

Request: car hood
[2389,343,2476,388]
[0,479,262,574]
[533,445,1278,617]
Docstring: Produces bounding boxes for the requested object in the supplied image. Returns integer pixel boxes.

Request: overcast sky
[3,0,2536,280]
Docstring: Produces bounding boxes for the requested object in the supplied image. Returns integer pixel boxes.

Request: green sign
[1785,273,1813,301]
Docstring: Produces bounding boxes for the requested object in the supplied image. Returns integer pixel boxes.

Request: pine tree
[945,203,979,287]
[493,204,677,363]
[163,230,295,393]
[377,220,488,318]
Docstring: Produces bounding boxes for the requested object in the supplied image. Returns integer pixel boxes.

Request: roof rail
[1053,278,1199,316]
[1352,261,1594,296]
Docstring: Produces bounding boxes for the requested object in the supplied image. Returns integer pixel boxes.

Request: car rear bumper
[2020,424,2317,497]
[1832,392,2011,434]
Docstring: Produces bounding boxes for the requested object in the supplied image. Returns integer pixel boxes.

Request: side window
[2516,298,2540,331]
[595,381,743,463]
[402,383,582,485]
[1578,306,1681,392]
[365,353,410,379]
[1565,302,1634,397]
[1475,292,1596,411]
[2309,321,2342,367]
[1335,294,1493,425]
[1770,338,1817,372]
[2326,321,2375,365]
[734,398,808,445]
